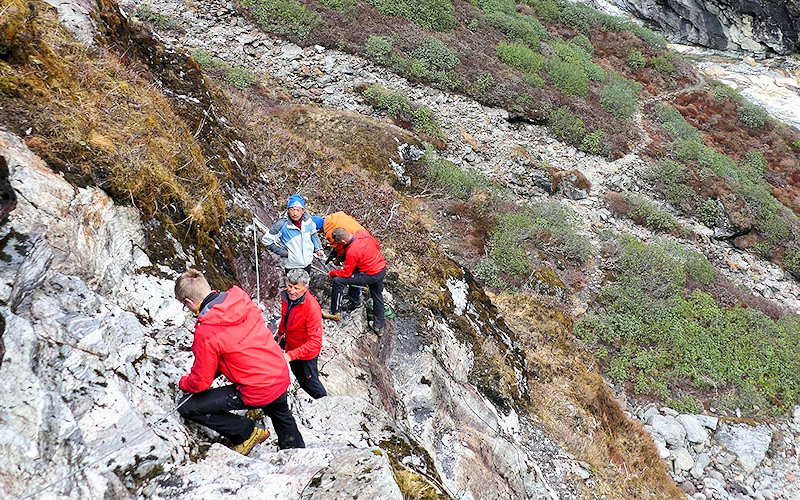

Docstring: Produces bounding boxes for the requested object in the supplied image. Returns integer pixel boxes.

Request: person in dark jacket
[277,269,327,399]
[174,269,305,455]
[324,228,387,337]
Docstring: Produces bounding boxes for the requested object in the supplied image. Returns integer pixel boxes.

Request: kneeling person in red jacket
[175,269,305,455]
[278,269,327,399]
[325,228,387,337]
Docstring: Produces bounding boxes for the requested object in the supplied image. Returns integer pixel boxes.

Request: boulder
[678,414,710,444]
[690,452,711,479]
[715,423,772,473]
[648,415,687,448]
[672,447,694,472]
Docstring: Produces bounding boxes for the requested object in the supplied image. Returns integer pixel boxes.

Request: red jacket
[278,290,323,361]
[179,286,290,406]
[330,230,386,278]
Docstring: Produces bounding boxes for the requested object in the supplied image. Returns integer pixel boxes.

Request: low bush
[549,106,585,145]
[599,74,642,121]
[226,66,259,89]
[135,6,178,30]
[470,73,496,95]
[241,0,322,40]
[570,34,594,55]
[363,85,446,143]
[695,198,720,227]
[365,0,456,32]
[545,57,588,97]
[364,35,393,62]
[580,130,606,155]
[520,0,561,23]
[577,235,800,415]
[420,148,488,198]
[488,11,545,50]
[319,0,355,10]
[412,37,459,71]
[626,49,646,70]
[612,192,680,233]
[650,54,674,74]
[738,101,769,128]
[495,41,544,74]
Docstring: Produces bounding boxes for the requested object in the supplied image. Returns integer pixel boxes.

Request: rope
[20,394,194,500]
[253,223,261,303]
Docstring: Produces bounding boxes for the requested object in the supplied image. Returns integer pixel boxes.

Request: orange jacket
[179,286,290,406]
[323,212,365,258]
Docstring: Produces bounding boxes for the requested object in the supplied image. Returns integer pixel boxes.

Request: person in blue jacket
[262,195,324,274]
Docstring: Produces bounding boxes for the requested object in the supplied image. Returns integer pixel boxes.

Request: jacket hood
[198,286,254,327]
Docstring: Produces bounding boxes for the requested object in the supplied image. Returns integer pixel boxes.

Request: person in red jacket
[174,269,305,455]
[324,228,388,337]
[277,269,327,399]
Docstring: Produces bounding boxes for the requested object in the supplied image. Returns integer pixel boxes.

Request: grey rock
[280,43,303,59]
[691,452,711,479]
[679,414,710,443]
[672,447,695,472]
[648,415,687,448]
[643,407,660,424]
[695,415,720,431]
[680,480,697,495]
[715,424,772,473]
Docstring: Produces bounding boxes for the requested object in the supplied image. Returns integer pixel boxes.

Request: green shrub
[474,257,507,287]
[488,12,546,50]
[599,74,642,121]
[628,24,667,47]
[191,49,215,68]
[626,49,646,70]
[473,0,516,14]
[411,105,446,143]
[242,0,322,40]
[421,148,488,198]
[783,248,800,276]
[366,0,456,31]
[559,3,602,32]
[580,130,606,155]
[364,35,393,62]
[657,104,700,141]
[713,83,733,100]
[696,198,720,227]
[520,0,561,23]
[467,17,480,31]
[621,193,680,233]
[408,58,430,78]
[549,106,585,145]
[793,139,800,150]
[738,101,769,128]
[740,150,767,183]
[650,54,674,74]
[570,34,594,55]
[577,235,800,415]
[471,73,496,95]
[495,41,544,74]
[136,6,178,30]
[430,70,462,90]
[226,66,259,89]
[413,37,459,71]
[364,84,412,117]
[545,57,588,97]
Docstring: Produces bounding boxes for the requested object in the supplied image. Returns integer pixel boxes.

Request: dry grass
[491,291,683,499]
[0,0,225,232]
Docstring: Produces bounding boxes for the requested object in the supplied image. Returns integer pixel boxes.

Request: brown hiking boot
[232,425,269,456]
[322,311,341,321]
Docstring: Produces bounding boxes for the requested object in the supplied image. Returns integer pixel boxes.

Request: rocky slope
[3,0,800,499]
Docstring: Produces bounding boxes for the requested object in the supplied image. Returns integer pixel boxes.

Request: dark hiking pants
[331,267,387,329]
[290,356,327,399]
[178,385,305,449]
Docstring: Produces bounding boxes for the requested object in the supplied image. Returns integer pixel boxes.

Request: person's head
[175,268,212,314]
[285,268,310,301]
[287,194,306,222]
[331,227,351,245]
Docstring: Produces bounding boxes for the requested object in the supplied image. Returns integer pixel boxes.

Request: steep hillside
[2,0,800,499]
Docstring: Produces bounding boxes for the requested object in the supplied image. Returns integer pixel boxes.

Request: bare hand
[283,353,291,364]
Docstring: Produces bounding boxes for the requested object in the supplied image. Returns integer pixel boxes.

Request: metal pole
[253,223,260,303]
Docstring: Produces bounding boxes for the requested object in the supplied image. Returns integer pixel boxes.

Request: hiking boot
[341,300,361,312]
[322,311,341,321]
[369,321,384,337]
[232,425,269,456]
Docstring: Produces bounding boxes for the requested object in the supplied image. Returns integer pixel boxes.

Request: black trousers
[290,356,327,399]
[178,385,305,449]
[331,267,387,329]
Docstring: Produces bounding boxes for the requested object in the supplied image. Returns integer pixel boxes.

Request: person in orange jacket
[277,269,327,399]
[324,228,387,337]
[174,269,305,454]
[312,212,365,264]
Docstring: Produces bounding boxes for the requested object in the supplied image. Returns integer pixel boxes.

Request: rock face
[599,0,800,54]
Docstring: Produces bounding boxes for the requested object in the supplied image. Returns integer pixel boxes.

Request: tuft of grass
[240,0,322,40]
[607,192,680,233]
[548,106,585,146]
[365,0,456,32]
[577,235,800,415]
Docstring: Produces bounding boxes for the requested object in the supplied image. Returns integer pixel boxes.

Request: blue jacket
[262,212,322,268]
